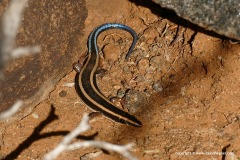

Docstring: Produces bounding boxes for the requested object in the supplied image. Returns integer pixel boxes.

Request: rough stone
[0,0,87,115]
[152,0,240,40]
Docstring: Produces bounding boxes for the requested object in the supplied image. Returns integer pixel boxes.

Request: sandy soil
[0,0,240,160]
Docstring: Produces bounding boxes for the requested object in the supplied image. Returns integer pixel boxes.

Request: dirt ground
[1,0,240,160]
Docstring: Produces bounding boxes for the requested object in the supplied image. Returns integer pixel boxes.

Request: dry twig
[0,100,23,120]
[44,113,137,160]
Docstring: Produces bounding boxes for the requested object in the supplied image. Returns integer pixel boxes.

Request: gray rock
[125,90,147,114]
[0,0,87,116]
[153,0,240,40]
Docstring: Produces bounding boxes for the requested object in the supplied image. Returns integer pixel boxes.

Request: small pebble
[121,80,130,88]
[137,58,149,74]
[149,50,156,57]
[95,69,107,78]
[88,112,102,121]
[134,75,145,82]
[125,90,147,113]
[123,66,131,73]
[153,72,162,81]
[130,49,140,58]
[59,90,67,97]
[136,81,149,92]
[32,113,39,119]
[128,79,137,88]
[146,66,156,73]
[113,85,121,90]
[169,74,175,79]
[19,74,26,81]
[141,50,150,58]
[63,83,75,87]
[117,89,126,98]
[145,72,154,83]
[153,81,163,92]
[110,97,122,108]
[73,62,82,73]
[150,55,162,68]
[151,44,161,52]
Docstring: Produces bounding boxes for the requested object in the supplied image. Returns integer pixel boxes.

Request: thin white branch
[11,46,41,59]
[1,0,29,61]
[61,114,90,144]
[43,113,138,160]
[67,141,137,160]
[0,100,23,120]
[43,113,90,160]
